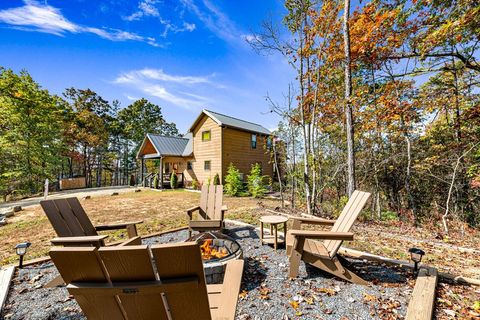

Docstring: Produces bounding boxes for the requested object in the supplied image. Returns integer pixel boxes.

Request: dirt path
[0,186,137,210]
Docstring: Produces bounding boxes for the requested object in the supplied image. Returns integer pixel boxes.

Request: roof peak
[203,109,267,128]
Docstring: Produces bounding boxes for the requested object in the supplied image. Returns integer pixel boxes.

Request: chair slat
[66,198,97,236]
[324,191,371,256]
[49,247,125,319]
[52,199,88,236]
[200,184,209,213]
[151,242,212,320]
[99,246,169,320]
[40,200,72,237]
[214,185,223,220]
[206,185,216,220]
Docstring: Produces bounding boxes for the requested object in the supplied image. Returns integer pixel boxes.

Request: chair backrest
[40,197,97,237]
[50,243,212,319]
[324,190,371,257]
[199,184,224,220]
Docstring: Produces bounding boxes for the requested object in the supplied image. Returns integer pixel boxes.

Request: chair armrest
[94,220,143,231]
[221,205,228,211]
[289,230,354,241]
[189,219,223,229]
[290,216,336,226]
[51,235,108,247]
[186,206,201,219]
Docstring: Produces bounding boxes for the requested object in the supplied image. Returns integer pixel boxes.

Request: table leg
[260,222,264,242]
[270,224,273,235]
[274,224,278,251]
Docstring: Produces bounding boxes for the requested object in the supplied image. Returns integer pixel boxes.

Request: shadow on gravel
[225,225,260,240]
[304,258,410,285]
[241,257,268,292]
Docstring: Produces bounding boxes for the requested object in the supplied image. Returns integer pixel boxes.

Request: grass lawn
[1,189,479,281]
[0,189,281,265]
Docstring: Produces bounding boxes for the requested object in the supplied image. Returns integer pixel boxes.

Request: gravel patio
[1,222,413,320]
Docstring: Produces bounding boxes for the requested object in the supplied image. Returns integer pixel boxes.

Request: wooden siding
[222,127,273,181]
[138,139,157,157]
[191,115,222,185]
[162,156,195,184]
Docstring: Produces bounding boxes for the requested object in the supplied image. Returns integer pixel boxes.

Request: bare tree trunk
[443,143,478,234]
[343,0,355,196]
[272,138,284,208]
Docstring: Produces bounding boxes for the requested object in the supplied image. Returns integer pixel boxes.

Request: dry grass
[1,190,478,281]
[0,190,281,266]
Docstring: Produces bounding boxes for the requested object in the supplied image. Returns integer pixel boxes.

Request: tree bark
[343,0,356,196]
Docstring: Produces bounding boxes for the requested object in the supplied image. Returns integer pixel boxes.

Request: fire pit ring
[187,231,243,284]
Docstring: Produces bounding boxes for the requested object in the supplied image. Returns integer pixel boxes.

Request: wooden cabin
[137,109,273,187]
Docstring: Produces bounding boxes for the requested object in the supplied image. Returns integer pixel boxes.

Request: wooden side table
[259,215,288,251]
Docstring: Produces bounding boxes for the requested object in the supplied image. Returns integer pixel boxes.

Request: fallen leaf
[289,300,299,310]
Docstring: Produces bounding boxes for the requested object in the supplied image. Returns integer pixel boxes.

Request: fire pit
[187,231,243,284]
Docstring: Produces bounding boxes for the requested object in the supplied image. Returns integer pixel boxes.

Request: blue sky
[0,0,294,133]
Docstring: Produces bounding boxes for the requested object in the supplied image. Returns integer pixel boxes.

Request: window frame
[202,130,211,141]
[251,134,257,149]
[204,160,211,171]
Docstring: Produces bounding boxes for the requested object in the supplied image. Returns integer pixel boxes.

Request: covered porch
[136,134,193,189]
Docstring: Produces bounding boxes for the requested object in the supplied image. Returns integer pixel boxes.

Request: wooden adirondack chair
[187,185,227,237]
[41,197,143,247]
[49,242,244,320]
[287,190,371,285]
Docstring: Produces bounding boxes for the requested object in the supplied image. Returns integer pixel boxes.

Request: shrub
[170,172,178,189]
[153,175,159,189]
[247,163,268,198]
[380,210,399,221]
[225,163,243,196]
[191,179,199,190]
[213,173,220,185]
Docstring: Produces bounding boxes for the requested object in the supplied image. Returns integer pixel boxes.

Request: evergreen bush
[170,172,178,189]
[224,163,243,196]
[213,173,220,185]
[247,163,268,198]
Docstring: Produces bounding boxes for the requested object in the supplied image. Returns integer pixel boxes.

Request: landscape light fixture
[15,242,31,268]
[408,247,425,273]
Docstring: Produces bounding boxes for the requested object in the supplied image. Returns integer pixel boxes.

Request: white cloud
[114,68,220,110]
[180,0,240,44]
[124,1,196,38]
[124,0,160,21]
[0,0,160,46]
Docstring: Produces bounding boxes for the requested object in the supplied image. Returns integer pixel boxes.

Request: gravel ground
[1,223,412,319]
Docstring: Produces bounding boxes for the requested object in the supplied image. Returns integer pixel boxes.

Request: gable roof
[137,134,192,158]
[189,109,271,135]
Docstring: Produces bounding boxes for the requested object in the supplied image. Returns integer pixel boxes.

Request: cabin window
[266,137,272,150]
[165,163,170,174]
[202,130,211,141]
[204,161,211,171]
[251,134,257,149]
[187,161,193,170]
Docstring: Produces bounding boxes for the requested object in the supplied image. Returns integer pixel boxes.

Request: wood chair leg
[308,255,368,285]
[44,275,65,288]
[288,237,305,278]
[126,224,138,238]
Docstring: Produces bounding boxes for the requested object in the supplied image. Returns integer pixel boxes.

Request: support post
[159,157,164,189]
[141,157,145,186]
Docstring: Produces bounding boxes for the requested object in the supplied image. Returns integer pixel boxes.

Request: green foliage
[213,173,220,185]
[380,211,399,222]
[191,179,199,190]
[0,68,68,198]
[247,163,268,198]
[170,172,178,189]
[224,163,243,196]
[153,175,159,189]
